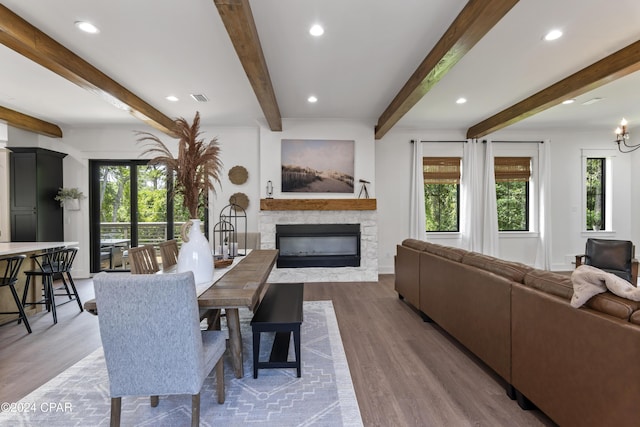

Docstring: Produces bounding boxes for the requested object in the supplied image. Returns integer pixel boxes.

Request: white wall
[1,119,635,279]
[0,125,7,242]
[631,144,640,246]
[0,148,9,242]
[0,124,7,242]
[376,126,636,273]
[41,124,260,278]
[259,118,376,199]
[376,128,467,273]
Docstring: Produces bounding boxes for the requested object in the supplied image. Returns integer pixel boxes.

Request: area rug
[0,301,363,427]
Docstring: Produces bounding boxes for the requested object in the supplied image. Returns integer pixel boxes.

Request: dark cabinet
[8,147,66,242]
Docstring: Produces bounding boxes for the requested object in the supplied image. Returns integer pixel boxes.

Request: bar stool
[21,247,83,324]
[0,255,32,333]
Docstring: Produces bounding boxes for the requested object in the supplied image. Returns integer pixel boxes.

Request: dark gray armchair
[576,238,638,285]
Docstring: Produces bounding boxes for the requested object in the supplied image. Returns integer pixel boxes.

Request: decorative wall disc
[230,192,249,210]
[228,165,248,185]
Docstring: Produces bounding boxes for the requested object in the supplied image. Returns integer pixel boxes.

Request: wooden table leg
[204,309,221,331]
[225,308,244,378]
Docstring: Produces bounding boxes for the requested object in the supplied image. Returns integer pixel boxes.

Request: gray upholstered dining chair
[93,271,226,427]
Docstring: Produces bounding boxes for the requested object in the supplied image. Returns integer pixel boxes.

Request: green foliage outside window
[496,181,528,231]
[99,166,131,223]
[422,156,532,233]
[495,157,530,232]
[586,158,605,230]
[99,165,193,223]
[424,184,459,232]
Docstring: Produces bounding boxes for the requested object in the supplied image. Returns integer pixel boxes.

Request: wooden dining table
[86,248,278,379]
[196,249,278,378]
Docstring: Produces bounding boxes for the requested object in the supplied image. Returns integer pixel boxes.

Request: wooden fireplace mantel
[260,198,376,211]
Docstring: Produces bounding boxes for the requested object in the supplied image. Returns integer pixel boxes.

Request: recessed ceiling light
[166,95,179,102]
[582,97,603,105]
[544,29,562,41]
[309,24,324,37]
[456,97,467,104]
[562,99,575,105]
[307,95,318,103]
[75,21,99,34]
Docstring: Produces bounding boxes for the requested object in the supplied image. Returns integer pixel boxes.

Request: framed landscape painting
[281,139,355,193]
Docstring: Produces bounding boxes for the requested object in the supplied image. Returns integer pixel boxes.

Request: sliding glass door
[89,161,169,272]
[90,159,208,273]
[96,163,131,271]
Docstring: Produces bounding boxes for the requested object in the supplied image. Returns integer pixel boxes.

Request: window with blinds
[422,157,460,232]
[423,157,461,184]
[494,157,531,182]
[494,157,530,231]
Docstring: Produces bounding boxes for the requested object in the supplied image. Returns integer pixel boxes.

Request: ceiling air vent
[190,93,209,102]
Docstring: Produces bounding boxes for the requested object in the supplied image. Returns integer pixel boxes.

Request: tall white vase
[177,219,214,284]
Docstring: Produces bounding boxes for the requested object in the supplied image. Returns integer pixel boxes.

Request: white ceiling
[0,0,638,136]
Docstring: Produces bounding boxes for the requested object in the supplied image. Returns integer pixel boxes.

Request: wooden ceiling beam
[0,105,62,138]
[467,40,640,139]
[214,0,282,131]
[374,0,519,140]
[0,4,176,137]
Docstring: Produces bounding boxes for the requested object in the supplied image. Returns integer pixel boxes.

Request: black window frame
[494,157,531,232]
[585,157,606,231]
[89,159,208,273]
[423,157,461,233]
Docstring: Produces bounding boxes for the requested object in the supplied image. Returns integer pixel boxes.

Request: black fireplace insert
[276,224,361,268]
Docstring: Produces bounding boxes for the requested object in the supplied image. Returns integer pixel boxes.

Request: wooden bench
[251,283,304,378]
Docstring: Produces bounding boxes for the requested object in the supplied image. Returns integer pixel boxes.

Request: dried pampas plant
[136,111,222,218]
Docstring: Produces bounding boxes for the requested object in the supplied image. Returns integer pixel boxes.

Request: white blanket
[570,264,640,308]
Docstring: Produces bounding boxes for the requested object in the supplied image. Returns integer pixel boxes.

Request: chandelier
[614,118,638,152]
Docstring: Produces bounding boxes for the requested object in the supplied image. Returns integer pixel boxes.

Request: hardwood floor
[0,275,556,426]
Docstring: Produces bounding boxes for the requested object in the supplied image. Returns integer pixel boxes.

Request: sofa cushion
[462,253,533,283]
[631,310,640,325]
[402,239,429,252]
[523,270,573,300]
[423,243,467,262]
[585,293,640,320]
[524,269,640,320]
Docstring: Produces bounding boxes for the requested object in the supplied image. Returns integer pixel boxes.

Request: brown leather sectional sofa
[395,238,640,427]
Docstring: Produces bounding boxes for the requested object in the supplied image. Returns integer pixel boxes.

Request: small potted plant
[587,211,602,231]
[55,187,86,210]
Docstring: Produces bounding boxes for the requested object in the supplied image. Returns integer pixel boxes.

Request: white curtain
[409,139,427,241]
[482,140,499,256]
[461,139,483,251]
[535,140,552,269]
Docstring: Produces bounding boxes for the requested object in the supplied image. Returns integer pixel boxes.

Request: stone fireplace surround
[258,200,378,282]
